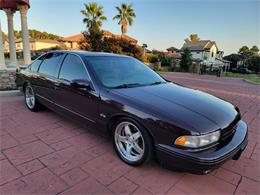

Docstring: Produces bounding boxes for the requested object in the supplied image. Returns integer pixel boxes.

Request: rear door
[36,52,64,103]
[28,54,47,89]
[54,54,100,123]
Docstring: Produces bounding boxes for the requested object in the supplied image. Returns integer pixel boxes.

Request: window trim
[38,52,64,79]
[57,53,96,92]
[27,53,47,72]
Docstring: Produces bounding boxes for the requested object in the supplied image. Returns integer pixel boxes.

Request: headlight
[174,131,220,148]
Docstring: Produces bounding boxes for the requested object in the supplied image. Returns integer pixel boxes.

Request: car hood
[114,83,239,134]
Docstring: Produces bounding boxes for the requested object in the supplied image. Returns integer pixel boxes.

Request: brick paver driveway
[1,72,259,194]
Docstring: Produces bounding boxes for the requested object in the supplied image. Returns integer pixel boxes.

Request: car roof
[49,50,129,58]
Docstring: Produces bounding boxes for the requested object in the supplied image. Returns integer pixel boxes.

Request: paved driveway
[1,73,259,194]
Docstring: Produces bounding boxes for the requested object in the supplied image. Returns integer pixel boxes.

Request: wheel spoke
[133,143,143,155]
[126,143,133,154]
[116,134,127,143]
[132,131,141,141]
[124,125,132,136]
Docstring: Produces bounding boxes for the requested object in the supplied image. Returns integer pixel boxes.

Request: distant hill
[13,29,63,41]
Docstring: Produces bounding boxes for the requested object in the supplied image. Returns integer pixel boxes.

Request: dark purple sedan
[15,51,248,174]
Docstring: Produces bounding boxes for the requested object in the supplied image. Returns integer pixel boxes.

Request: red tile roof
[114,34,137,43]
[0,0,30,9]
[63,31,138,44]
[62,34,84,42]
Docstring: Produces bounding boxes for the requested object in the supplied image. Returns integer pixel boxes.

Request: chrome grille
[220,115,240,141]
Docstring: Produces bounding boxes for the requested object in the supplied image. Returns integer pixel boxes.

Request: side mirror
[71,79,94,91]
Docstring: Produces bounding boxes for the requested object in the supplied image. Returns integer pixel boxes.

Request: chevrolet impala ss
[15,51,248,174]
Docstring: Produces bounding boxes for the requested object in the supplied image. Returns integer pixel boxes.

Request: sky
[0,0,259,55]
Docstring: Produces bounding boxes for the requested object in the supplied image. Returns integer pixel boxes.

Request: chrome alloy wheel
[25,86,35,109]
[114,121,145,162]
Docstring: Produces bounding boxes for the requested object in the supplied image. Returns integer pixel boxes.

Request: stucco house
[223,54,246,69]
[62,34,84,50]
[166,47,181,59]
[180,40,229,69]
[15,38,61,52]
[14,38,63,59]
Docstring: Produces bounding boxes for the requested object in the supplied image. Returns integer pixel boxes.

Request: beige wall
[3,41,9,53]
[64,42,72,48]
[64,41,80,50]
[210,44,218,59]
[35,42,59,50]
[15,41,60,51]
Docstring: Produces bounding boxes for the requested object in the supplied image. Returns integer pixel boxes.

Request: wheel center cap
[128,137,134,143]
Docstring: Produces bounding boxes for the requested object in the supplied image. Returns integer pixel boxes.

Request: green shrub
[80,31,143,60]
[157,66,172,72]
[147,53,159,63]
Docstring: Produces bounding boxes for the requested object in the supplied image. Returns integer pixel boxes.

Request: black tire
[112,117,154,166]
[24,83,42,112]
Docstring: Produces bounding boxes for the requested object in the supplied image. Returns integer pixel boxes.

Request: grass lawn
[224,72,260,83]
[156,66,172,72]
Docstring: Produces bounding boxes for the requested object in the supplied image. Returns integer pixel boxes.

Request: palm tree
[113,3,136,34]
[81,2,107,32]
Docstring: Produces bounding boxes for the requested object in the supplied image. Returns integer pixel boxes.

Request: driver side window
[59,54,90,82]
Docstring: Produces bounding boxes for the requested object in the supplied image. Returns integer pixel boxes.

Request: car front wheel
[113,118,153,166]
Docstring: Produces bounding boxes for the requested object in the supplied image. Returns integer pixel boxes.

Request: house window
[211,52,214,57]
[196,52,200,54]
[203,52,208,60]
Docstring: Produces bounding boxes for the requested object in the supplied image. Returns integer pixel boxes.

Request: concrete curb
[243,78,260,85]
[0,90,22,97]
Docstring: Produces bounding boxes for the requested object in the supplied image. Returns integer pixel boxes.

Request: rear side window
[30,54,46,72]
[39,53,63,77]
[59,54,90,82]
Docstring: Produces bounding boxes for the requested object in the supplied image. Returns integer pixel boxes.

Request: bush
[147,53,159,63]
[157,66,171,72]
[246,55,260,73]
[79,31,143,60]
[148,50,176,66]
[80,30,103,51]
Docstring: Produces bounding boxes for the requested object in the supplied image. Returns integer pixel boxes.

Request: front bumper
[156,120,248,174]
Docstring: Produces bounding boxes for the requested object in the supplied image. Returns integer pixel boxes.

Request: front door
[54,53,100,124]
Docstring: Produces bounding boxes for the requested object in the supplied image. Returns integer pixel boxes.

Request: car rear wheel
[113,118,153,166]
[24,84,41,111]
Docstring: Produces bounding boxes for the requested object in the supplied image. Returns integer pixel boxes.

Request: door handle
[54,82,60,90]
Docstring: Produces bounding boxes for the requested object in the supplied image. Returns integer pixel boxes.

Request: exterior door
[54,53,100,123]
[35,52,64,103]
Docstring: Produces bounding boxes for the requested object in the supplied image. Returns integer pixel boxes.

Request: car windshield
[86,56,166,88]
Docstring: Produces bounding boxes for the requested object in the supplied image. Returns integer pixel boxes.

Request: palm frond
[99,15,107,21]
[127,17,133,26]
[113,15,121,20]
[115,6,122,14]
